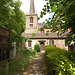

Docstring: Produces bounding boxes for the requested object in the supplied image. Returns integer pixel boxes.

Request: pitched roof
[22,32,67,39]
[38,23,48,28]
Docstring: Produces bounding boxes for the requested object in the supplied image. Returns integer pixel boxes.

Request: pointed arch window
[30,17,33,23]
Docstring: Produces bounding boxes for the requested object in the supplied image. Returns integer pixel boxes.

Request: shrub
[34,43,41,52]
[45,45,75,75]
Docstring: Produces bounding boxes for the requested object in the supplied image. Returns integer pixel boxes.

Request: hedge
[34,43,41,52]
[45,45,75,75]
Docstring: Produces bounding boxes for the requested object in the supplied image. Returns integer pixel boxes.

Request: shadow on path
[23,51,45,75]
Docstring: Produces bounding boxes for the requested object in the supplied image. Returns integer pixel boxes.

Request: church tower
[30,0,35,13]
[25,0,38,33]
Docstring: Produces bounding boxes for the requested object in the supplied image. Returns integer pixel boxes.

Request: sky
[13,0,53,23]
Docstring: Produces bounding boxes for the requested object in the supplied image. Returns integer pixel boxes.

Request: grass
[0,48,37,75]
[42,54,51,75]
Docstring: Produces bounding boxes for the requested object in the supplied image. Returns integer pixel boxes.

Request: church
[22,0,68,50]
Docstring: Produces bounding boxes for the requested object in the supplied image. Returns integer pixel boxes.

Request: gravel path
[23,51,45,75]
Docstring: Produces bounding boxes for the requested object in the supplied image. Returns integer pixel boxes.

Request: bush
[45,45,75,75]
[34,43,41,52]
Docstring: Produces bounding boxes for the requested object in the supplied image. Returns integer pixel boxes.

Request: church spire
[30,0,35,13]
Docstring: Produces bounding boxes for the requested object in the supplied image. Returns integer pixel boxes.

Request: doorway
[40,42,45,51]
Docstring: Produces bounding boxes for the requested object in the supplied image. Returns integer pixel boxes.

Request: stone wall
[54,39,68,50]
[25,14,38,33]
[25,39,68,50]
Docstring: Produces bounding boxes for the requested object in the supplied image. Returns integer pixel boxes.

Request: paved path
[23,51,45,75]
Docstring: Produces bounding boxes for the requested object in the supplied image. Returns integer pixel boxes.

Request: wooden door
[40,42,45,51]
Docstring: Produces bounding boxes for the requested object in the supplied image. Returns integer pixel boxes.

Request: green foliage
[10,0,25,46]
[45,45,75,75]
[0,0,26,48]
[22,36,29,42]
[40,0,75,44]
[52,5,58,12]
[43,25,48,29]
[32,33,36,37]
[34,43,41,52]
[0,48,37,75]
[46,30,49,35]
[0,0,12,26]
[37,28,42,31]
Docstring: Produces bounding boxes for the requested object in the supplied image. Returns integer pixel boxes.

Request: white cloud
[20,0,50,23]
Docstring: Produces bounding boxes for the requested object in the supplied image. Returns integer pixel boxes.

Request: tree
[0,0,26,48]
[9,0,25,47]
[0,0,12,26]
[39,0,75,44]
[22,36,29,43]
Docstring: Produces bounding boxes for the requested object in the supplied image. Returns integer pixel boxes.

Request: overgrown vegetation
[0,0,26,48]
[39,0,75,44]
[0,48,37,75]
[34,43,41,52]
[45,45,75,75]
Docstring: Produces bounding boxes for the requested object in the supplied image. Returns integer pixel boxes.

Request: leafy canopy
[39,0,75,44]
[0,0,26,47]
